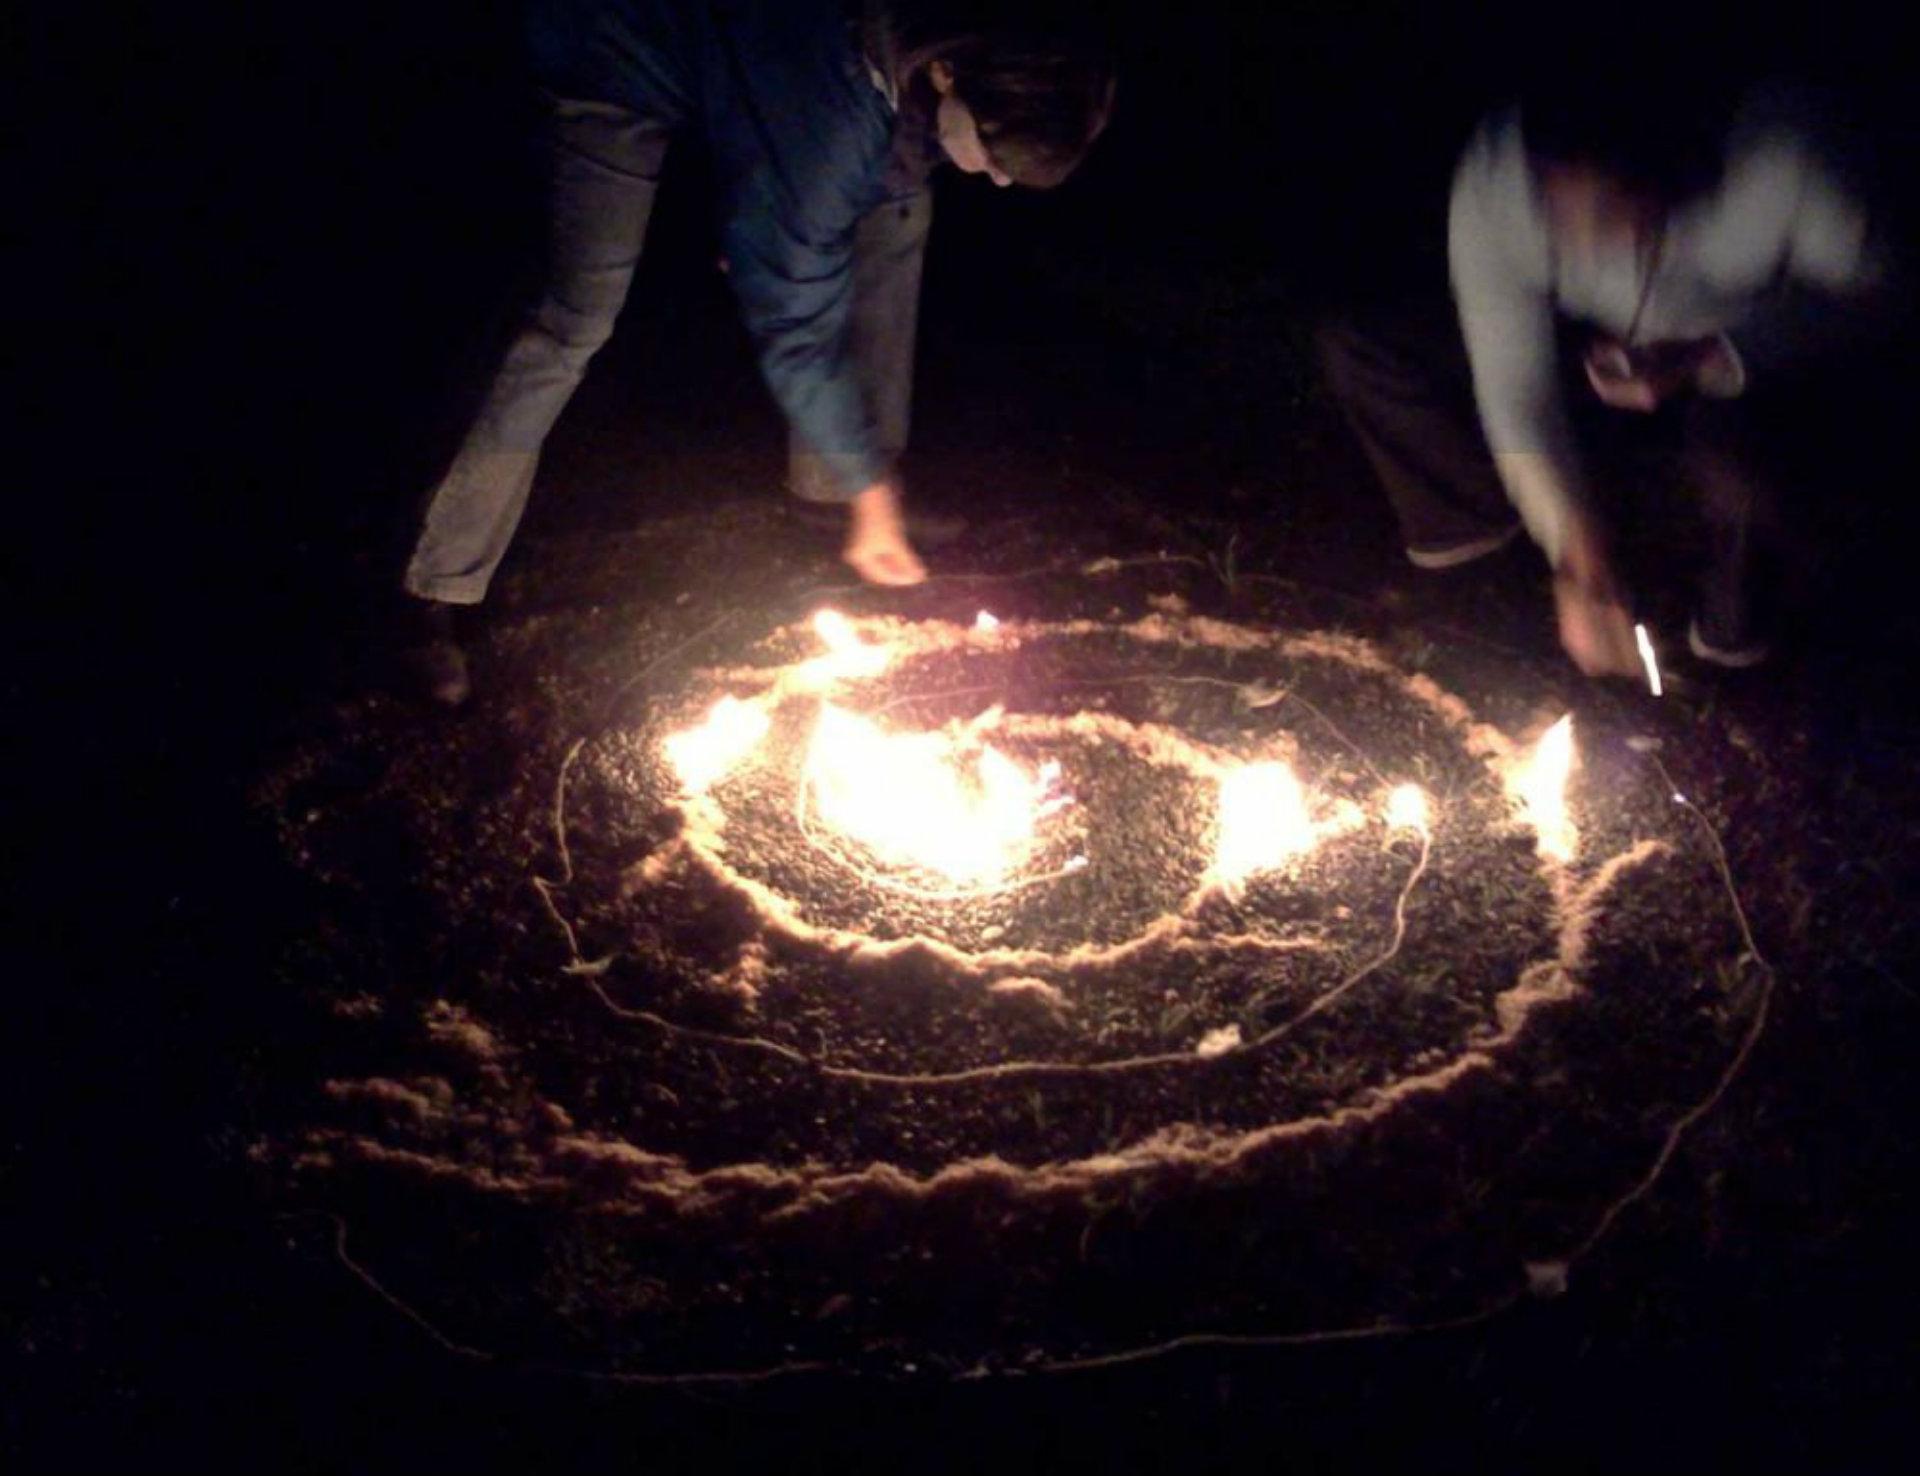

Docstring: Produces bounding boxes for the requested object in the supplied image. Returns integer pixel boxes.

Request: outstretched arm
[1449,114,1639,676]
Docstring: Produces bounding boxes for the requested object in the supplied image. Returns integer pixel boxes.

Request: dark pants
[1316,294,1775,644]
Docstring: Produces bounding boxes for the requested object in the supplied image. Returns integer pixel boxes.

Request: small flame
[1386,783,1431,833]
[974,610,1001,633]
[1514,715,1577,861]
[1213,761,1318,884]
[664,695,769,792]
[809,608,889,681]
[1634,622,1663,697]
[805,705,1064,881]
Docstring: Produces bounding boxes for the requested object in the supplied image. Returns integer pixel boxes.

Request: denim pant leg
[788,187,934,504]
[405,97,669,604]
[1316,295,1516,553]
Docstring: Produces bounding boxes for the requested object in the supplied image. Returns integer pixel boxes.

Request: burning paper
[1212,760,1318,884]
[1514,714,1577,861]
[664,695,770,792]
[805,705,1067,882]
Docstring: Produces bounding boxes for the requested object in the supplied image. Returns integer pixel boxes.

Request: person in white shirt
[1323,79,1884,674]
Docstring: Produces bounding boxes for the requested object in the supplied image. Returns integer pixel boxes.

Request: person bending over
[403,0,1115,703]
[1323,78,1884,676]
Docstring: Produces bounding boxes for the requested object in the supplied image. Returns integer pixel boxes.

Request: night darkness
[14,1,1920,1468]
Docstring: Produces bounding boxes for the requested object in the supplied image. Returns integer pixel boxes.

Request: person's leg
[1316,294,1519,567]
[405,97,669,605]
[788,188,934,506]
[1682,394,1777,665]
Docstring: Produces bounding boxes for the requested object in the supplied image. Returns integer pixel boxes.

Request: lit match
[1634,623,1663,697]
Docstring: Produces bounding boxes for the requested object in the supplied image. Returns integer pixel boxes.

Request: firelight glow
[808,608,890,681]
[974,610,1001,632]
[1212,760,1318,884]
[1386,782,1431,833]
[1515,714,1577,861]
[804,704,1066,882]
[664,695,769,792]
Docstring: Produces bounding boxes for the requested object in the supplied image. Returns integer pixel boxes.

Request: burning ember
[665,695,770,792]
[1513,714,1577,861]
[974,610,1001,633]
[804,704,1071,883]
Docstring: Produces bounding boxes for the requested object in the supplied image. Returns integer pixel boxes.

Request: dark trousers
[1316,293,1774,644]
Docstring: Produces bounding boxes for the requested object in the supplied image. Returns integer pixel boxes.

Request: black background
[12,1,1918,1467]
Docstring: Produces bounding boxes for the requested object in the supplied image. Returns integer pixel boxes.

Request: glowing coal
[804,704,1070,883]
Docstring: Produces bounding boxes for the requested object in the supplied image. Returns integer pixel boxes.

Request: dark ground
[13,1,1920,1468]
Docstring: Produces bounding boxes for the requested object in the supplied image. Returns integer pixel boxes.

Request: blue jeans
[405,94,932,604]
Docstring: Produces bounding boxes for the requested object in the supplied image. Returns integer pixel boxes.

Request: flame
[974,610,1001,633]
[1212,760,1318,884]
[664,695,770,792]
[1514,714,1577,861]
[805,704,1064,881]
[808,609,890,681]
[1386,783,1430,833]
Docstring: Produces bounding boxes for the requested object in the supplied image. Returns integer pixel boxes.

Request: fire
[1386,782,1430,833]
[665,695,771,792]
[974,610,1001,633]
[804,704,1067,882]
[1212,760,1318,884]
[1514,714,1577,861]
[808,609,890,682]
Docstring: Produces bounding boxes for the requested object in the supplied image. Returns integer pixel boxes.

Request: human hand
[1584,335,1741,412]
[843,481,928,586]
[1553,517,1641,677]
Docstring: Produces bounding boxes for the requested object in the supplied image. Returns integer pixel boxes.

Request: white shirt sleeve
[1448,112,1587,565]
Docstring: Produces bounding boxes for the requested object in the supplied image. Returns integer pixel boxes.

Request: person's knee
[532,293,619,361]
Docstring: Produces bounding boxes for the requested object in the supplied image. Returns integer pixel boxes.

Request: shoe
[1405,523,1521,570]
[398,596,472,706]
[1686,617,1768,669]
[786,497,969,548]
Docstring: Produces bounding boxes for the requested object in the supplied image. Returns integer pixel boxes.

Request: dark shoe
[1686,616,1768,670]
[1405,522,1521,570]
[786,497,969,548]
[398,596,472,706]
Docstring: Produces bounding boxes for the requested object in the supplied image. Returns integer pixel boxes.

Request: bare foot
[844,483,928,586]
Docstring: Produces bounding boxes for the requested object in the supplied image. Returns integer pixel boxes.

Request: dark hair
[894,4,1116,188]
[1521,70,1734,206]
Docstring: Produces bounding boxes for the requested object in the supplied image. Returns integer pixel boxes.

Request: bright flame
[805,705,1064,881]
[664,695,769,792]
[808,609,890,681]
[974,610,1001,633]
[1634,622,1663,697]
[1515,715,1577,861]
[1386,783,1430,833]
[1213,761,1318,883]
